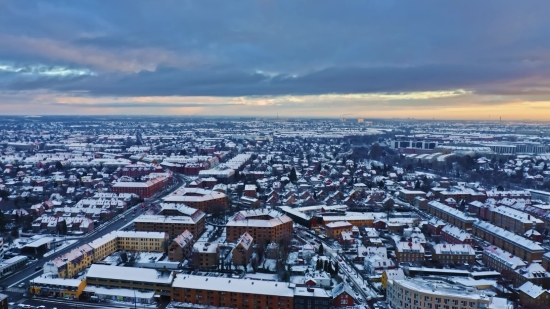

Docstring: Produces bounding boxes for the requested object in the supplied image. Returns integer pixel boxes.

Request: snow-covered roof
[172,275,294,297]
[86,264,174,284]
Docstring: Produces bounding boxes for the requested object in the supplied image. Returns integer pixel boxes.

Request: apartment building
[312,213,375,228]
[86,264,174,298]
[171,275,294,309]
[431,244,475,265]
[226,209,293,244]
[191,241,220,269]
[158,203,205,218]
[44,244,94,278]
[426,201,478,231]
[232,232,253,267]
[162,187,228,212]
[515,263,550,289]
[112,172,171,198]
[168,230,194,262]
[134,214,205,238]
[294,286,331,309]
[395,241,425,264]
[483,246,527,275]
[45,231,169,278]
[519,281,550,308]
[387,278,509,309]
[324,221,353,239]
[473,221,545,262]
[440,224,474,245]
[29,275,87,299]
[116,231,168,252]
[490,206,543,234]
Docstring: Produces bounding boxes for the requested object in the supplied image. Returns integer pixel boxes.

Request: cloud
[1,0,550,117]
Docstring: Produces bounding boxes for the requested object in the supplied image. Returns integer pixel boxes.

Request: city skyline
[2,1,550,119]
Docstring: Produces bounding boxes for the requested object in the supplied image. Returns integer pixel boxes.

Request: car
[18,305,33,308]
[18,282,25,288]
[37,306,47,309]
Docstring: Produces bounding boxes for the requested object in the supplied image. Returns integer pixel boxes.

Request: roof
[396,241,425,253]
[172,275,294,297]
[518,281,547,299]
[134,214,202,224]
[433,244,475,255]
[474,221,545,253]
[483,246,526,270]
[441,225,472,242]
[325,221,353,229]
[86,264,174,284]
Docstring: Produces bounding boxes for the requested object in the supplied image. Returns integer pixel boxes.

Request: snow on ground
[43,239,79,257]
[261,258,277,272]
[243,273,277,280]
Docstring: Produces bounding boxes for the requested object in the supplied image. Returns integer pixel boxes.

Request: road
[1,173,184,306]
[298,228,381,304]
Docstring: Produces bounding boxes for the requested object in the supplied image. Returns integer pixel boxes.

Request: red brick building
[112,172,171,198]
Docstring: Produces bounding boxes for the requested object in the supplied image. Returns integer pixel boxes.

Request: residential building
[294,287,331,309]
[518,281,550,308]
[515,263,550,289]
[226,209,293,244]
[86,264,174,298]
[473,221,545,262]
[162,187,228,212]
[168,230,194,262]
[387,278,510,309]
[431,244,475,265]
[426,201,478,231]
[441,224,474,245]
[44,244,94,278]
[232,232,253,267]
[325,221,353,239]
[134,214,205,238]
[398,189,426,202]
[116,231,169,252]
[191,241,220,269]
[483,246,527,275]
[112,172,171,198]
[490,206,544,234]
[29,275,86,299]
[331,283,355,307]
[395,241,425,264]
[170,275,294,308]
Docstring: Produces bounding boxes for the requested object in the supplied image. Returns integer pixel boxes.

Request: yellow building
[89,232,118,261]
[45,231,169,278]
[44,244,94,278]
[116,231,169,252]
[30,275,87,299]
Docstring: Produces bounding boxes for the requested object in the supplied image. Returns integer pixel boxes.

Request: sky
[2,1,550,120]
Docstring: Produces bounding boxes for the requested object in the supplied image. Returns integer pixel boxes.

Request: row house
[440,224,474,245]
[431,244,475,265]
[473,221,545,263]
[490,206,544,235]
[426,201,478,231]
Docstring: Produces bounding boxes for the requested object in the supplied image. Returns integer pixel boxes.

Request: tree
[496,185,504,191]
[11,226,19,238]
[316,259,322,270]
[289,168,298,183]
[120,251,129,263]
[318,243,324,256]
[383,202,394,218]
[370,143,383,160]
[55,161,63,170]
[0,211,6,231]
[334,261,339,276]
